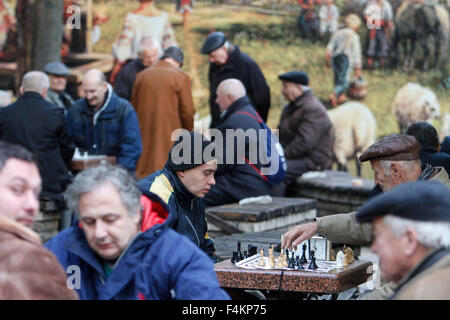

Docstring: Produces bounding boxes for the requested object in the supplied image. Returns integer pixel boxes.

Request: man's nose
[94,220,108,239]
[209,174,216,186]
[24,191,39,217]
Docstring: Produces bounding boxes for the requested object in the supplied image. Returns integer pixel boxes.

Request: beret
[161,46,184,66]
[356,181,450,223]
[201,32,227,54]
[359,134,421,162]
[278,71,309,86]
[167,131,216,172]
[43,61,70,76]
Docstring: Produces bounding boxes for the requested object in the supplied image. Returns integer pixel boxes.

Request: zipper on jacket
[184,214,200,246]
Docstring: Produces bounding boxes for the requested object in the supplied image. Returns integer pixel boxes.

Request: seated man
[113,36,161,101]
[45,164,230,300]
[405,121,450,175]
[66,69,142,173]
[356,181,450,299]
[138,131,217,258]
[273,70,334,196]
[0,141,77,300]
[44,61,75,113]
[281,134,450,299]
[203,78,273,206]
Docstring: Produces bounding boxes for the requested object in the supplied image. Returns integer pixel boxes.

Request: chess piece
[308,251,318,270]
[231,251,239,263]
[259,248,266,267]
[269,244,276,268]
[243,250,248,259]
[295,255,300,267]
[336,250,345,267]
[300,243,308,264]
[237,241,244,261]
[343,246,355,266]
[296,256,304,270]
[330,249,336,261]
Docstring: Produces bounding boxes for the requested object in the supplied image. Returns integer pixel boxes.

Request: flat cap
[43,61,70,76]
[356,181,450,223]
[359,134,421,162]
[201,32,226,54]
[161,46,184,67]
[278,71,309,86]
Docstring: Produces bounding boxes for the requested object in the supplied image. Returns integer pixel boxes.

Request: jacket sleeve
[316,211,373,246]
[113,69,131,100]
[284,108,329,159]
[199,202,215,257]
[177,75,195,131]
[245,62,271,122]
[55,107,75,164]
[118,105,142,172]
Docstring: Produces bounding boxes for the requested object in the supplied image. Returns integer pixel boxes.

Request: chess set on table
[231,236,355,272]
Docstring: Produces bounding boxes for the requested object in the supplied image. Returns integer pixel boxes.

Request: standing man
[66,69,142,174]
[0,141,78,300]
[131,46,195,178]
[0,71,74,207]
[44,61,75,113]
[113,36,161,101]
[201,31,271,128]
[273,70,333,196]
[45,164,229,300]
[326,14,362,107]
[356,181,450,299]
[203,79,273,206]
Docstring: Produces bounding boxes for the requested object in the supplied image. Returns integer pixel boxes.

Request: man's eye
[104,216,118,223]
[83,219,95,225]
[11,186,24,195]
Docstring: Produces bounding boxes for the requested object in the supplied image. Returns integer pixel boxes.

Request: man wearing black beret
[356,181,450,299]
[272,70,334,196]
[201,32,271,128]
[281,133,450,299]
[137,131,218,259]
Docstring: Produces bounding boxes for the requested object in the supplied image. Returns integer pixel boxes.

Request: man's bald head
[20,71,50,97]
[138,37,161,67]
[216,79,246,112]
[82,69,108,110]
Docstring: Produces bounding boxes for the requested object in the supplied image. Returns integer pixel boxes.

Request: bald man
[203,78,273,206]
[66,69,142,173]
[0,71,74,206]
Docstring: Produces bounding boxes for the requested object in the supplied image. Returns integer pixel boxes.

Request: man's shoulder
[138,170,174,205]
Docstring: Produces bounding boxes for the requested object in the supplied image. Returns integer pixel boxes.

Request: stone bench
[293,170,374,217]
[206,197,317,238]
[33,198,62,243]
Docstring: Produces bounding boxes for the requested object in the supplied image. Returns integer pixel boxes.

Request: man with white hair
[356,181,450,299]
[113,36,161,101]
[66,69,142,173]
[203,78,272,206]
[0,71,74,207]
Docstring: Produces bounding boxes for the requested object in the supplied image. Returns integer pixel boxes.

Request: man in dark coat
[203,78,272,206]
[113,36,161,101]
[201,32,271,128]
[405,122,450,175]
[0,71,74,206]
[273,71,334,196]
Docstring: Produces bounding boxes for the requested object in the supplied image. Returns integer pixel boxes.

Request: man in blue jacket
[45,164,229,300]
[138,131,218,258]
[66,69,142,173]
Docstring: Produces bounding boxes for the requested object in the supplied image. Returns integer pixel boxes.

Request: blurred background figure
[0,89,12,107]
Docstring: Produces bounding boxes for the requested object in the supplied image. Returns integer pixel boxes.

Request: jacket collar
[20,91,45,101]
[162,165,197,202]
[289,89,312,109]
[80,85,117,122]
[210,45,241,72]
[219,96,252,123]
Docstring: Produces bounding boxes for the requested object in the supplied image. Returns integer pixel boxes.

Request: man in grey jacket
[281,134,450,299]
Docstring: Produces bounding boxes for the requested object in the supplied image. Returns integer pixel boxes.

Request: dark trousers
[332,54,350,96]
[270,158,316,197]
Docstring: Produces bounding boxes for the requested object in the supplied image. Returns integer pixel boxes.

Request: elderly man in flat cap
[272,70,334,197]
[281,133,450,299]
[44,61,75,113]
[201,31,271,128]
[356,181,450,299]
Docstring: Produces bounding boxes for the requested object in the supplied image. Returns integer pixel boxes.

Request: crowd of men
[0,3,449,300]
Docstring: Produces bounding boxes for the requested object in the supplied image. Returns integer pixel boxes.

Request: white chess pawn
[259,249,266,267]
[336,250,346,267]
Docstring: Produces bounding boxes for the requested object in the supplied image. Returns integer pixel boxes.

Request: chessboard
[235,254,344,273]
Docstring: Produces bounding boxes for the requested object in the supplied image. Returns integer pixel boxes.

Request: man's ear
[390,163,401,179]
[403,227,419,256]
[176,170,185,178]
[19,86,23,95]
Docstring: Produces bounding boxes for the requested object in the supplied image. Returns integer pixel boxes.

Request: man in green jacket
[281,133,450,299]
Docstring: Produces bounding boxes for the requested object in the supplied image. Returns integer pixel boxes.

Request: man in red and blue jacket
[45,164,229,300]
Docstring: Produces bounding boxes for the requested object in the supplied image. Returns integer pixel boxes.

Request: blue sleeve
[118,105,142,172]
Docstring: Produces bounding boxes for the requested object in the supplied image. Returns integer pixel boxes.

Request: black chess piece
[300,243,308,264]
[237,241,244,261]
[294,255,299,267]
[291,251,295,264]
[243,251,248,259]
[297,257,304,270]
[231,251,239,263]
[308,251,318,270]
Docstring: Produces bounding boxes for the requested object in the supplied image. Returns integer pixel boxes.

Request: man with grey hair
[113,36,161,101]
[273,70,334,196]
[0,71,74,208]
[66,69,142,173]
[355,181,450,299]
[44,61,75,113]
[281,134,450,299]
[202,78,273,206]
[45,164,230,300]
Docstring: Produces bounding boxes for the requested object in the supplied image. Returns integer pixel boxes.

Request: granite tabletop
[214,258,373,294]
